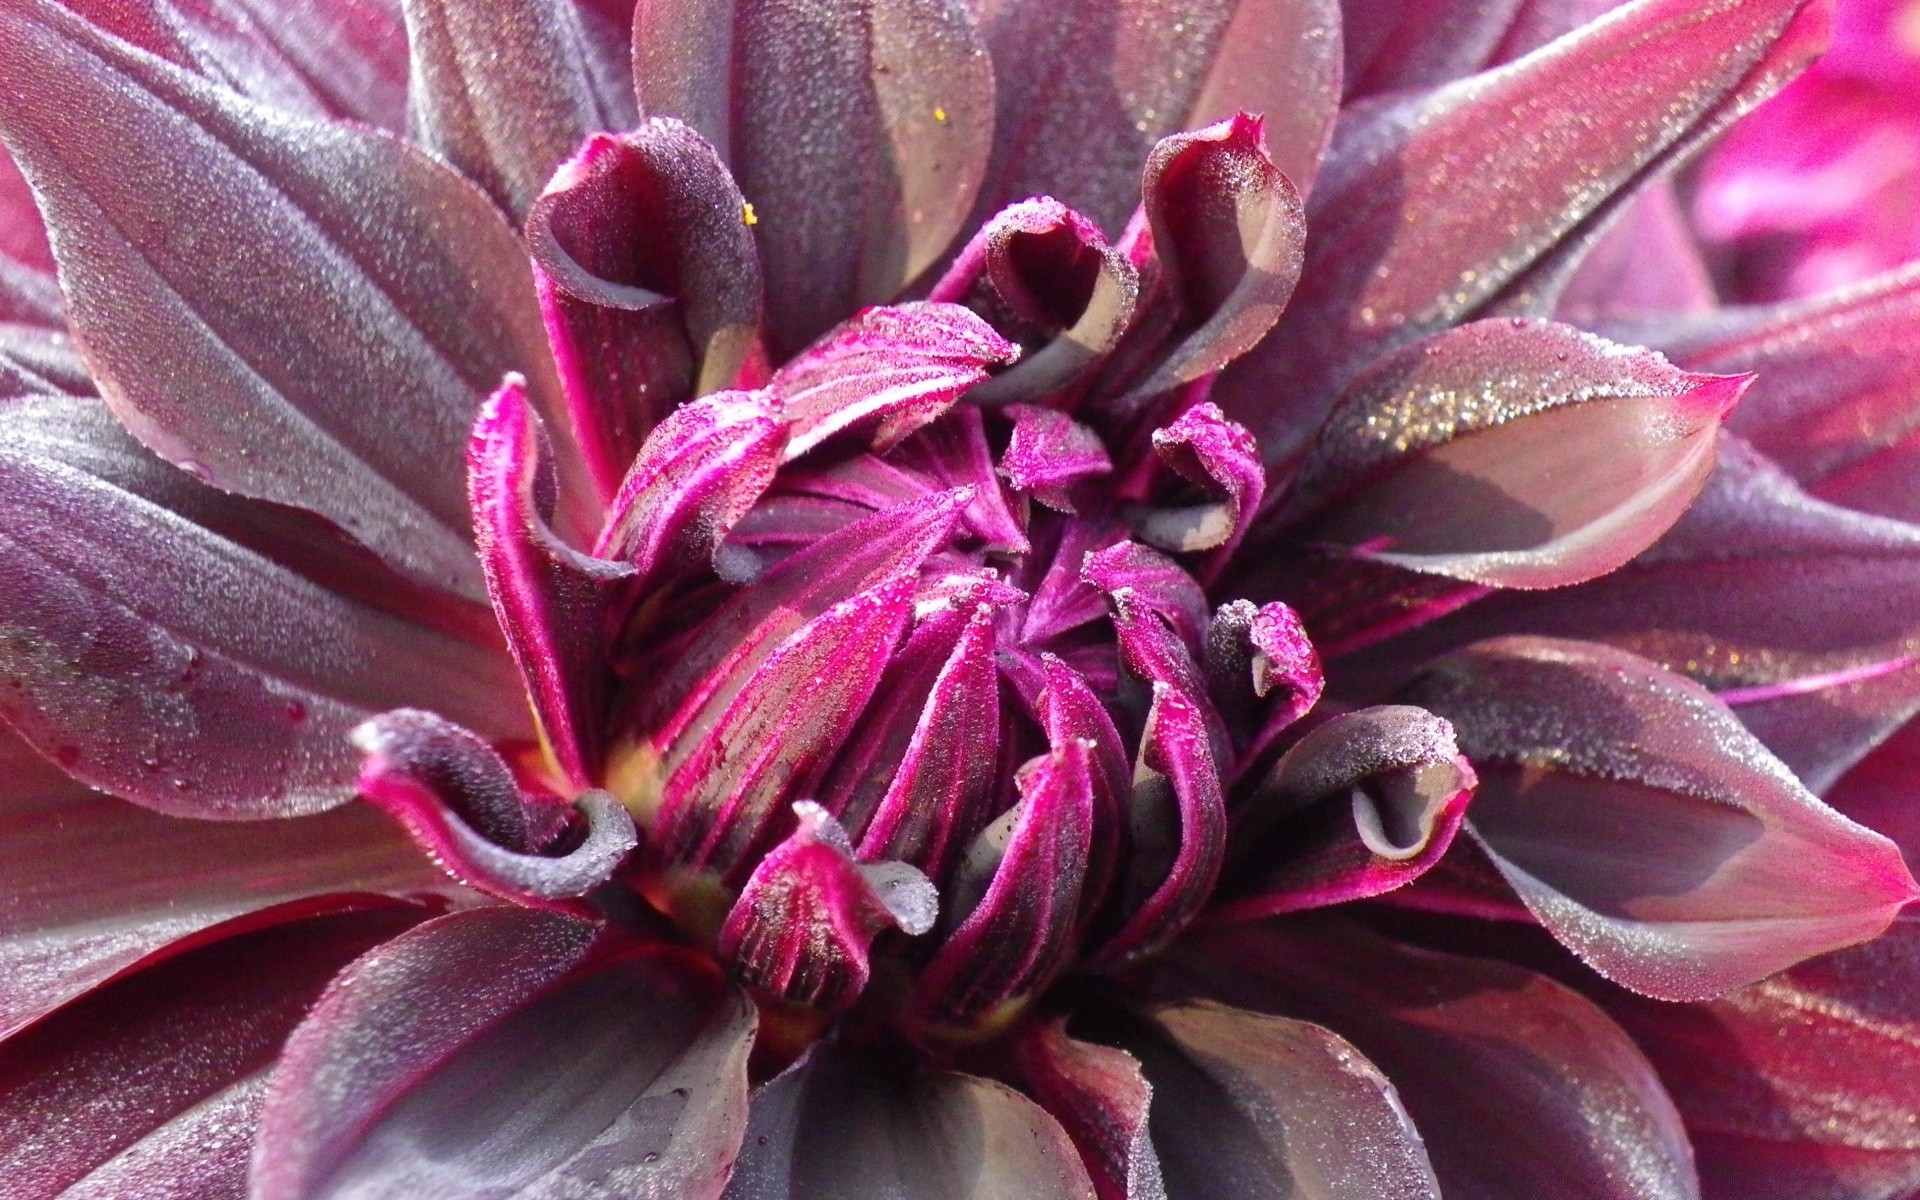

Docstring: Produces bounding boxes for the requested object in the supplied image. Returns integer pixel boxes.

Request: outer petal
[971,0,1339,234]
[0,0,574,597]
[1176,916,1700,1200]
[721,1043,1097,1200]
[1017,1020,1165,1200]
[0,396,530,818]
[634,0,995,355]
[253,908,756,1200]
[0,905,428,1200]
[1404,636,1920,1000]
[1221,0,1828,463]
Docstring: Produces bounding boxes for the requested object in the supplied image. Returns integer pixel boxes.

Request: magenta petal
[1082,539,1211,656]
[971,0,1339,235]
[634,0,994,356]
[0,396,528,818]
[1216,705,1475,919]
[650,575,916,879]
[1003,405,1114,513]
[1271,318,1746,590]
[1098,999,1442,1200]
[1178,916,1698,1200]
[1017,1020,1164,1200]
[471,377,634,784]
[527,121,764,502]
[352,709,637,910]
[1205,599,1325,771]
[718,802,936,1012]
[1556,179,1717,322]
[0,0,580,596]
[914,739,1095,1023]
[255,908,756,1200]
[772,303,1020,461]
[0,905,426,1200]
[403,0,632,218]
[932,198,1141,408]
[891,405,1032,555]
[1038,653,1133,913]
[595,388,787,580]
[1221,0,1827,462]
[1131,402,1265,582]
[723,1044,1097,1200]
[1405,635,1920,1000]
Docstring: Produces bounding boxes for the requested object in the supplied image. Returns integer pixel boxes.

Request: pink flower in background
[1696,0,1920,298]
[0,1,1918,1199]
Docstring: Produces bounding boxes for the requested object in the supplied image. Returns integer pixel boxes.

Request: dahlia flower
[3,0,1919,1197]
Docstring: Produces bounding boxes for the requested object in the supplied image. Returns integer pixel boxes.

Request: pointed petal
[722,1044,1097,1200]
[1221,0,1827,461]
[1405,635,1920,1000]
[1082,540,1211,655]
[1092,999,1441,1200]
[1017,1020,1165,1200]
[635,0,994,355]
[1003,405,1114,513]
[1177,916,1699,1200]
[403,0,631,218]
[527,121,764,501]
[0,397,528,818]
[470,377,635,785]
[254,909,756,1200]
[972,0,1339,235]
[773,303,1019,461]
[0,0,573,596]
[352,709,637,909]
[1270,318,1746,589]
[1216,705,1475,919]
[891,405,1031,554]
[0,905,426,1200]
[719,801,936,1011]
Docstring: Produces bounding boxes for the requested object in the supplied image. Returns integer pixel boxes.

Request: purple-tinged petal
[1205,599,1324,771]
[1017,1020,1165,1200]
[1340,0,1626,98]
[1036,652,1132,915]
[0,325,92,396]
[0,905,428,1200]
[614,488,967,758]
[1114,116,1306,410]
[971,0,1339,235]
[722,1044,1097,1200]
[650,576,917,879]
[403,0,633,219]
[0,143,51,279]
[527,121,764,502]
[1556,179,1716,323]
[635,0,994,356]
[595,388,786,581]
[1091,682,1228,969]
[0,398,528,819]
[1404,635,1920,1000]
[255,908,756,1200]
[914,739,1094,1024]
[719,802,936,1012]
[1215,705,1474,919]
[1090,999,1442,1200]
[0,0,577,597]
[0,260,59,329]
[1082,540,1211,656]
[1022,515,1131,646]
[849,606,1003,879]
[773,303,1020,462]
[892,405,1030,554]
[471,378,634,785]
[1130,402,1264,581]
[1002,405,1114,513]
[1176,916,1698,1200]
[932,198,1141,408]
[0,726,448,1039]
[1266,319,1746,590]
[352,709,637,911]
[1824,717,1920,869]
[1220,0,1828,463]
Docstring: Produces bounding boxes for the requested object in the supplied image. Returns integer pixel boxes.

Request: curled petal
[723,1044,1096,1200]
[353,709,636,910]
[1130,402,1264,581]
[0,0,578,596]
[470,377,634,785]
[1217,705,1475,919]
[718,802,936,1012]
[527,121,764,501]
[773,303,1020,461]
[1002,405,1114,512]
[1273,319,1748,589]
[635,0,995,355]
[1404,635,1920,1000]
[1205,599,1324,770]
[1016,1020,1165,1200]
[254,908,756,1200]
[1082,540,1211,655]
